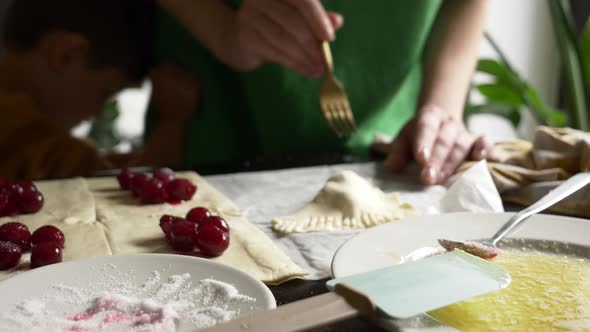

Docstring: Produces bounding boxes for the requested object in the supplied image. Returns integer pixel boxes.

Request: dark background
[572,0,590,31]
[0,0,12,53]
[0,0,12,54]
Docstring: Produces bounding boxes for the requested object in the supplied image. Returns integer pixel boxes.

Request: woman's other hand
[385,0,490,185]
[385,105,493,185]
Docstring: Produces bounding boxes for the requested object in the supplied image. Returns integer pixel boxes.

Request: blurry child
[0,0,198,180]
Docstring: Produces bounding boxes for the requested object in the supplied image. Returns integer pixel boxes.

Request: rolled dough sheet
[272,170,416,234]
[0,222,111,281]
[88,172,307,284]
[0,178,109,280]
[0,178,96,228]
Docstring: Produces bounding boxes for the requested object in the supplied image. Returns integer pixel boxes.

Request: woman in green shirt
[153,0,491,185]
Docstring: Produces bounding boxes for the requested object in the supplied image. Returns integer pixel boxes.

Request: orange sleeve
[0,94,113,180]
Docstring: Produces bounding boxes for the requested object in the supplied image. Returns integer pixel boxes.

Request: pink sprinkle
[101,311,159,325]
[70,312,93,321]
[102,312,129,324]
[136,313,153,324]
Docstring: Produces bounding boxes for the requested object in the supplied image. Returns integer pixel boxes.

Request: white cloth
[206,161,503,279]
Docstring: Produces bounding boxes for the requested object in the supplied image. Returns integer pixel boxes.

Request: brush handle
[490,172,590,246]
[198,284,375,332]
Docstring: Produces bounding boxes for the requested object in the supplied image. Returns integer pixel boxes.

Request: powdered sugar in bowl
[0,254,275,331]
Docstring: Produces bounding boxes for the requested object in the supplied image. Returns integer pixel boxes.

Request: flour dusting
[0,266,255,331]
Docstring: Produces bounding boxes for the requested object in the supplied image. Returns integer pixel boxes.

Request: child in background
[0,0,198,180]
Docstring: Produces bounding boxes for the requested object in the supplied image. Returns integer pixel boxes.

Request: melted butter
[429,250,590,331]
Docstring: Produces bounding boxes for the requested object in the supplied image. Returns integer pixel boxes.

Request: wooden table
[268,278,388,331]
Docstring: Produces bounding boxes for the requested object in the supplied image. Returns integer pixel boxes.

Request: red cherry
[17,181,43,214]
[0,191,19,217]
[19,181,38,194]
[186,207,211,224]
[0,188,9,213]
[202,216,230,234]
[154,168,175,185]
[130,173,149,197]
[31,242,62,268]
[32,225,65,248]
[19,191,44,214]
[0,241,21,270]
[167,179,197,201]
[169,221,198,252]
[117,169,135,190]
[0,180,9,212]
[159,215,185,241]
[0,183,22,217]
[140,178,167,204]
[0,198,18,217]
[196,223,229,257]
[0,222,31,251]
[7,182,23,198]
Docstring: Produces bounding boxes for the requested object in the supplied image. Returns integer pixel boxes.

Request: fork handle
[321,41,334,72]
[490,172,590,246]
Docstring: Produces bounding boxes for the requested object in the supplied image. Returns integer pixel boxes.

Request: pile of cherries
[0,222,65,270]
[118,168,197,204]
[0,180,44,217]
[160,207,230,257]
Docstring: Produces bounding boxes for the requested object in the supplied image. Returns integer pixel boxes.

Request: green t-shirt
[149,1,442,166]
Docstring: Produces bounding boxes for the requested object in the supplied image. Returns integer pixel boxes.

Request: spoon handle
[490,172,590,246]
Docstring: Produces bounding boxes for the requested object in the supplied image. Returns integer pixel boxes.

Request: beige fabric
[459,126,590,217]
[272,171,415,234]
[1,173,306,284]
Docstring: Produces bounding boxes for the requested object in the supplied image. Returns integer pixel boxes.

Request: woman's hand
[224,0,343,77]
[157,0,342,77]
[385,105,492,185]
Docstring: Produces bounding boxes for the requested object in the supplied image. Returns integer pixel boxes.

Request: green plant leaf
[555,0,579,48]
[523,85,568,127]
[548,0,588,131]
[579,17,590,104]
[476,83,525,107]
[465,103,521,127]
[479,27,575,129]
[476,59,523,88]
[523,84,545,111]
[89,99,121,150]
[543,106,568,127]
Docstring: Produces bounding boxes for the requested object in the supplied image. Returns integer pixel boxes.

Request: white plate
[0,253,275,330]
[331,212,590,330]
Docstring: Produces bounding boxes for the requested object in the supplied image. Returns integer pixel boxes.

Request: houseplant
[467,0,590,131]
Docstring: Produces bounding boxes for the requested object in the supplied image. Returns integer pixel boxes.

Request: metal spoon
[439,172,590,259]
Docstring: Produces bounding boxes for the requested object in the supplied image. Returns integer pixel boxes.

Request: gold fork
[319,41,356,137]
